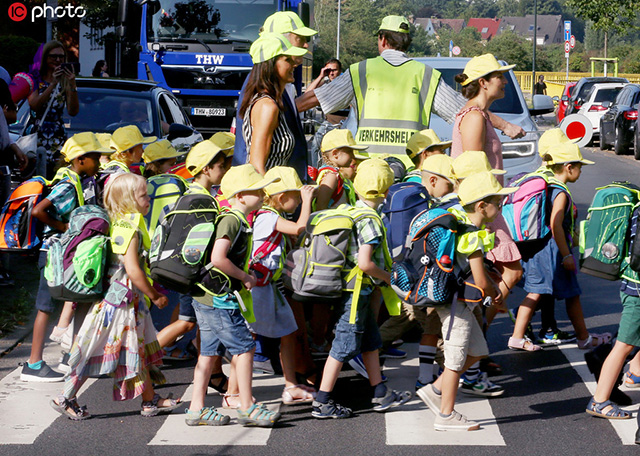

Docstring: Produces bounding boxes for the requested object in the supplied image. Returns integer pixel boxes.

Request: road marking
[149,369,283,446]
[384,344,506,445]
[558,344,639,445]
[0,345,95,445]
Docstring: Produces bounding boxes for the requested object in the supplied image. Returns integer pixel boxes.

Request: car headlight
[502,141,536,158]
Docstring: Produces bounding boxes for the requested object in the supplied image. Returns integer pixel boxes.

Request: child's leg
[233,350,256,410]
[190,355,215,412]
[361,350,382,386]
[539,295,557,333]
[419,334,439,385]
[511,293,541,339]
[280,332,314,398]
[593,341,636,409]
[437,356,481,415]
[286,296,316,384]
[52,301,75,336]
[310,302,331,349]
[565,296,590,341]
[318,356,343,394]
[29,310,50,364]
[629,350,640,375]
[141,369,180,410]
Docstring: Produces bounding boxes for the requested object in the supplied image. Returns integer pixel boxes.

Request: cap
[249,33,308,64]
[208,131,235,156]
[61,132,113,162]
[186,139,234,176]
[143,139,183,163]
[457,171,516,206]
[264,166,303,196]
[220,164,280,199]
[452,151,506,179]
[353,158,394,199]
[378,15,410,34]
[420,154,456,184]
[406,129,452,159]
[95,133,112,152]
[545,142,594,166]
[262,11,317,37]
[321,129,368,153]
[538,128,580,157]
[110,125,156,153]
[460,54,515,86]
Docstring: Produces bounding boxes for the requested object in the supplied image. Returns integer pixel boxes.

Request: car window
[632,89,640,106]
[616,88,629,106]
[568,85,575,97]
[434,68,523,114]
[160,93,189,126]
[594,87,623,103]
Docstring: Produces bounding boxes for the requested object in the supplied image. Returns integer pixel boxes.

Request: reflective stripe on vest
[350,57,440,155]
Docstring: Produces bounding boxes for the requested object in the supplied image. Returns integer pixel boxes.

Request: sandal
[208,372,228,394]
[162,346,195,361]
[282,384,317,405]
[141,393,182,417]
[508,337,542,352]
[237,403,281,428]
[185,406,230,426]
[577,333,612,350]
[222,393,256,409]
[585,397,631,419]
[50,396,91,421]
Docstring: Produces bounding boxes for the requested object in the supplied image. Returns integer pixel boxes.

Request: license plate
[191,107,225,116]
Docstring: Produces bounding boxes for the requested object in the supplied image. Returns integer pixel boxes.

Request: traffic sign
[452,46,461,56]
[565,42,570,53]
[570,35,575,49]
[449,40,453,52]
[564,20,571,42]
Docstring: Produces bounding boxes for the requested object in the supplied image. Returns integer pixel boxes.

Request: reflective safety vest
[350,56,441,155]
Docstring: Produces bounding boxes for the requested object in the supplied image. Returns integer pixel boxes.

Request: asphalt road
[1,129,640,455]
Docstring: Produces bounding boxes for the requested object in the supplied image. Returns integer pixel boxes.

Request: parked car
[412,57,553,182]
[9,78,199,147]
[556,81,577,124]
[577,82,626,141]
[599,83,640,155]
[565,77,629,116]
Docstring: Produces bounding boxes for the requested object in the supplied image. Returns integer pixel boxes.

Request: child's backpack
[579,182,640,280]
[380,182,431,260]
[249,207,285,287]
[144,174,188,234]
[149,193,219,294]
[502,172,553,244]
[45,205,111,303]
[0,177,49,251]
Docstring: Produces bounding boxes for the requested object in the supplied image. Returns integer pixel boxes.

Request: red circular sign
[8,2,27,21]
[565,121,586,140]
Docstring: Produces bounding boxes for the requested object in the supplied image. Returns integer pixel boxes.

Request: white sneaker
[434,409,480,431]
[50,324,73,350]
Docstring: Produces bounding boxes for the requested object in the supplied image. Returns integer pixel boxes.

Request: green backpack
[45,205,111,303]
[579,182,640,280]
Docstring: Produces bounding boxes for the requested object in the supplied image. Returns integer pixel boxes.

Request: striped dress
[242,93,294,171]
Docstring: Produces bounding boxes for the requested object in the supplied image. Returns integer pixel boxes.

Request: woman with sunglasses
[28,41,79,179]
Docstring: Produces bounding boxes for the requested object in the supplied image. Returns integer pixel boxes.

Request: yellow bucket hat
[353,158,394,199]
[420,154,456,184]
[321,129,368,153]
[461,54,515,86]
[538,128,579,157]
[95,133,113,152]
[208,131,235,156]
[545,142,594,165]
[220,164,280,199]
[262,11,317,37]
[185,139,234,176]
[458,171,516,206]
[61,132,113,162]
[406,129,452,159]
[143,139,183,163]
[110,125,156,153]
[452,151,506,179]
[264,166,303,196]
[249,33,308,64]
[378,15,410,33]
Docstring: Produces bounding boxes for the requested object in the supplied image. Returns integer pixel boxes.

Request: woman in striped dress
[239,33,307,175]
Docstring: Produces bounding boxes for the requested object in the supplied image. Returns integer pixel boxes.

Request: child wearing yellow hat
[105,125,156,174]
[313,158,412,419]
[420,154,456,200]
[404,129,452,183]
[142,139,184,178]
[417,171,514,431]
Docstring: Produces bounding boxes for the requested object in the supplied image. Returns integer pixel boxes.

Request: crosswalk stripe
[0,346,95,445]
[558,344,640,445]
[384,344,506,445]
[148,368,283,446]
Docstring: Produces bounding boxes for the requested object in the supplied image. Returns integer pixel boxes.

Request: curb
[0,306,37,358]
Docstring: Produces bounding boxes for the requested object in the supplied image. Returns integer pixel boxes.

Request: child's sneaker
[312,399,353,419]
[624,370,640,388]
[416,383,442,415]
[237,403,280,427]
[50,325,73,350]
[460,372,504,397]
[434,409,480,431]
[380,347,407,359]
[20,361,64,382]
[372,389,412,412]
[185,406,230,426]
[347,354,369,379]
[537,329,576,345]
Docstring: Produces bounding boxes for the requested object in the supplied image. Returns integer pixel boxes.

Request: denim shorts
[35,250,60,313]
[192,302,255,357]
[329,292,382,363]
[178,293,197,322]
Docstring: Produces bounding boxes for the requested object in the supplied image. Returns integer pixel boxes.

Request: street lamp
[531,0,537,98]
[336,0,341,59]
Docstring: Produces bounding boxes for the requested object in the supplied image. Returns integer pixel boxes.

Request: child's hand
[300,185,316,203]
[562,255,576,272]
[243,271,257,290]
[153,295,168,309]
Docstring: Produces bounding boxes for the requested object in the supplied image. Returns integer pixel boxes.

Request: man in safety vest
[296,15,525,156]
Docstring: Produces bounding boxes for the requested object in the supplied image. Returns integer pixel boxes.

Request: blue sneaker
[380,347,407,359]
[372,389,412,412]
[347,354,369,379]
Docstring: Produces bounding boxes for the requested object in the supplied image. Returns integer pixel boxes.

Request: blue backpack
[381,182,431,260]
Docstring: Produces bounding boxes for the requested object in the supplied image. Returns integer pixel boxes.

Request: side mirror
[530,94,555,116]
[552,96,559,102]
[602,101,611,109]
[561,95,569,101]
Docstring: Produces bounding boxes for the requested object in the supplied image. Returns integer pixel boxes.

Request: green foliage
[0,35,40,78]
[433,27,484,57]
[566,0,640,35]
[486,31,530,69]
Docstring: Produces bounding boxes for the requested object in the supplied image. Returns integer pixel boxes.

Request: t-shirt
[534,81,547,95]
[344,201,385,293]
[251,210,282,272]
[41,178,80,249]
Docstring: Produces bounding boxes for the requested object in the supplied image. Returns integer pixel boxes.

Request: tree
[433,27,484,58]
[486,30,530,69]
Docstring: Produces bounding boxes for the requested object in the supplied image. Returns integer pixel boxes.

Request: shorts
[178,293,197,322]
[522,237,581,299]
[436,302,488,372]
[618,291,640,347]
[36,250,60,313]
[192,302,256,357]
[329,292,382,363]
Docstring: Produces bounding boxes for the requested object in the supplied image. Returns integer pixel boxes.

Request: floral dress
[64,214,165,401]
[30,79,68,164]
